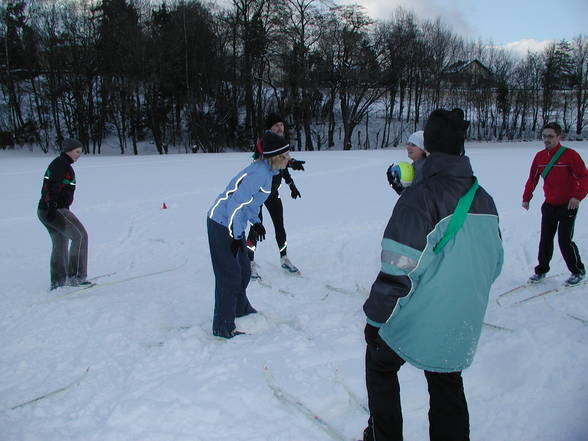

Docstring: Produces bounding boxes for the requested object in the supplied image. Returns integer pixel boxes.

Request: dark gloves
[364,324,380,346]
[289,183,301,199]
[289,159,305,171]
[250,222,266,242]
[386,164,404,196]
[46,201,58,222]
[230,238,243,257]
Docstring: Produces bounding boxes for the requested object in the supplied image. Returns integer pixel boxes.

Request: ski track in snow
[1,143,588,440]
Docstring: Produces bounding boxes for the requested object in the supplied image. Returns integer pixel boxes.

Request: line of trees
[1,0,587,154]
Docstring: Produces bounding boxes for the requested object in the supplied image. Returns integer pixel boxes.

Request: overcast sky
[349,0,588,54]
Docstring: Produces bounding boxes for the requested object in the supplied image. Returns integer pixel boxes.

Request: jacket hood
[422,152,473,181]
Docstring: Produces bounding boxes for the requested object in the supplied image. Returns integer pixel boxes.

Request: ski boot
[528,273,546,284]
[565,271,585,286]
[213,328,246,339]
[280,255,299,273]
[250,261,261,279]
[68,278,93,287]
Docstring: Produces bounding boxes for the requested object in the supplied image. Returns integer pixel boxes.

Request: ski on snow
[264,367,350,441]
[36,261,187,304]
[567,313,588,326]
[334,372,369,415]
[483,322,515,332]
[514,279,588,305]
[251,277,296,297]
[4,367,90,411]
[495,272,565,305]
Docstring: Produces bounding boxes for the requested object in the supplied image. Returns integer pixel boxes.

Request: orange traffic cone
[162,202,168,209]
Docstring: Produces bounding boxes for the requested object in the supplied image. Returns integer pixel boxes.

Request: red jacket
[523,144,588,206]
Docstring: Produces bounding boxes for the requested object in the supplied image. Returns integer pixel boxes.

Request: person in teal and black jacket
[207,131,291,339]
[362,109,503,441]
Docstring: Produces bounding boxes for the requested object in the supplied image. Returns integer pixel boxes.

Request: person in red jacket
[522,122,588,286]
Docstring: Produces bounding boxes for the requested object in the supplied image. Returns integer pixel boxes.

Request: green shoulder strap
[541,146,567,179]
[434,178,479,254]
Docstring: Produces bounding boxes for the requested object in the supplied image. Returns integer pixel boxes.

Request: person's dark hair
[265,113,284,130]
[543,122,562,136]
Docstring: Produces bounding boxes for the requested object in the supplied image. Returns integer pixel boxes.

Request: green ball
[392,161,415,187]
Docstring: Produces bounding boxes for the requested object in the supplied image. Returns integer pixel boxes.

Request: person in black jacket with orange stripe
[37,139,89,290]
[246,113,305,278]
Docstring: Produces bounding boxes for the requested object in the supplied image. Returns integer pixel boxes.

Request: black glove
[46,201,58,222]
[230,238,243,257]
[250,222,266,242]
[289,159,305,171]
[386,165,404,196]
[289,183,301,199]
[364,324,380,346]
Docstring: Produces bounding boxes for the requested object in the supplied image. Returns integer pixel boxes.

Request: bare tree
[330,5,384,150]
[278,0,325,151]
[570,36,588,139]
[232,0,272,140]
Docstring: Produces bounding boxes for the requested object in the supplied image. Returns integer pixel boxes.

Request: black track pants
[535,202,585,275]
[247,191,287,259]
[364,334,469,441]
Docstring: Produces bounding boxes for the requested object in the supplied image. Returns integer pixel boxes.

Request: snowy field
[1,141,587,441]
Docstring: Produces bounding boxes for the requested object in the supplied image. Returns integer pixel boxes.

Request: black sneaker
[213,329,246,339]
[565,273,585,286]
[528,273,546,284]
[236,305,257,318]
[69,279,93,287]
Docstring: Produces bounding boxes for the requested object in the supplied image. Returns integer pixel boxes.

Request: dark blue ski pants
[207,217,253,334]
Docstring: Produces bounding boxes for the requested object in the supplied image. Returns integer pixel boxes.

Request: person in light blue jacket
[207,132,291,338]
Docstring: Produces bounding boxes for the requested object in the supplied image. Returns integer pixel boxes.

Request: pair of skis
[2,367,90,412]
[264,367,365,441]
[35,261,187,305]
[496,272,586,306]
[515,280,587,305]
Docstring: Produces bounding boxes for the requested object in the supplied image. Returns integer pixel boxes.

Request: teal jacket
[364,153,503,372]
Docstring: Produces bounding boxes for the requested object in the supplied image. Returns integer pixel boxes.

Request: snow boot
[69,279,93,287]
[528,272,546,284]
[50,281,65,291]
[280,255,299,273]
[565,271,585,286]
[250,261,261,279]
[213,329,246,339]
[236,305,257,318]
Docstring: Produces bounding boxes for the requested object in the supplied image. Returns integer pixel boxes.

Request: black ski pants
[247,190,287,260]
[364,333,469,441]
[38,207,88,288]
[535,202,585,275]
[207,217,255,334]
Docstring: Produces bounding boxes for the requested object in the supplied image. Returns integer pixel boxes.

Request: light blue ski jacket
[208,160,277,239]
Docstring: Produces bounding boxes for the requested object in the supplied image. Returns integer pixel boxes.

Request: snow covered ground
[1,141,587,441]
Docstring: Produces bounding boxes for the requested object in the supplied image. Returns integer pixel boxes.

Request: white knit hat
[406,130,424,150]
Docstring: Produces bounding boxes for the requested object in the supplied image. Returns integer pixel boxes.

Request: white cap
[407,130,424,150]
